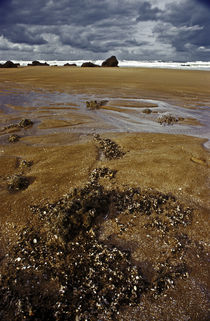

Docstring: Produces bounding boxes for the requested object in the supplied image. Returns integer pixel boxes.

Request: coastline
[0,67,209,320]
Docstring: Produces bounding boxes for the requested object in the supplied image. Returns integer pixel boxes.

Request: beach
[0,67,209,320]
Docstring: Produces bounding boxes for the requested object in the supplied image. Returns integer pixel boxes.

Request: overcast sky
[0,0,210,61]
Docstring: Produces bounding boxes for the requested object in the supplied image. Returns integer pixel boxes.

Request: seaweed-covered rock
[4,119,33,132]
[8,134,20,143]
[101,56,118,67]
[18,118,33,128]
[86,100,108,110]
[7,174,30,192]
[81,62,100,67]
[157,114,179,125]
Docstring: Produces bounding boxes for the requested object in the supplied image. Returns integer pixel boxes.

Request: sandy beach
[0,67,209,321]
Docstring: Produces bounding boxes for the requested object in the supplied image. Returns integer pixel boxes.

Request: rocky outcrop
[64,63,77,67]
[0,61,19,68]
[101,56,118,67]
[28,60,49,66]
[81,62,100,67]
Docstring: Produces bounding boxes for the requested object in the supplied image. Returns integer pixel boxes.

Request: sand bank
[0,67,209,321]
[0,66,210,106]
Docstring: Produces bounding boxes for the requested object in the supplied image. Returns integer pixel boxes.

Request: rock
[0,61,19,68]
[142,108,152,114]
[8,134,20,143]
[18,118,33,128]
[28,60,49,66]
[101,56,118,67]
[81,62,100,67]
[64,63,77,67]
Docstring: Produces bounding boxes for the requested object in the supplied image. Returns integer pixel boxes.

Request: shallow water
[0,88,210,148]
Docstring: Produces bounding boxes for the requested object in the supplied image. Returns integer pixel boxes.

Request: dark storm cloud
[153,0,210,57]
[195,0,210,8]
[0,0,209,60]
[136,1,161,21]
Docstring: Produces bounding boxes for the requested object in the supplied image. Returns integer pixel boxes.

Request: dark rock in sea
[28,60,49,66]
[64,63,77,67]
[8,134,20,143]
[0,61,19,68]
[18,118,33,128]
[101,56,118,67]
[81,62,100,67]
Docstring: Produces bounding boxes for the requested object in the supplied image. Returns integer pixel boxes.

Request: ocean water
[1,60,210,70]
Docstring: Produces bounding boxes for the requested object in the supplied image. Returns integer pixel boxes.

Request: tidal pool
[0,88,210,148]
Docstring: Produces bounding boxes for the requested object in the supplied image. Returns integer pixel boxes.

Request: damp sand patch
[106,100,158,108]
[38,118,87,129]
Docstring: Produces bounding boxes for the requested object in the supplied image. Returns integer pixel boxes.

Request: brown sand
[0,66,210,106]
[0,67,209,320]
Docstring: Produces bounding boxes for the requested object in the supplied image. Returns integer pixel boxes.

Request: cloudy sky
[0,0,210,61]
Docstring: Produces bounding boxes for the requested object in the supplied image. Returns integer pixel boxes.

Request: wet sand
[0,67,209,321]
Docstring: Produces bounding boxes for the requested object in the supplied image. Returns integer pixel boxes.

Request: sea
[1,60,210,70]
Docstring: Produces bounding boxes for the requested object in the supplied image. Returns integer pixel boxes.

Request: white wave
[1,60,210,70]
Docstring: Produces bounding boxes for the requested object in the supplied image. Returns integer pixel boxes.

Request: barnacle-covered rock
[19,159,33,168]
[142,108,152,114]
[93,134,125,160]
[86,100,108,110]
[18,119,33,128]
[0,167,195,320]
[157,114,179,125]
[7,174,30,192]
[8,134,20,143]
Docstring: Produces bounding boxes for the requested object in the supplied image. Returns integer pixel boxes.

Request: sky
[0,0,210,62]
